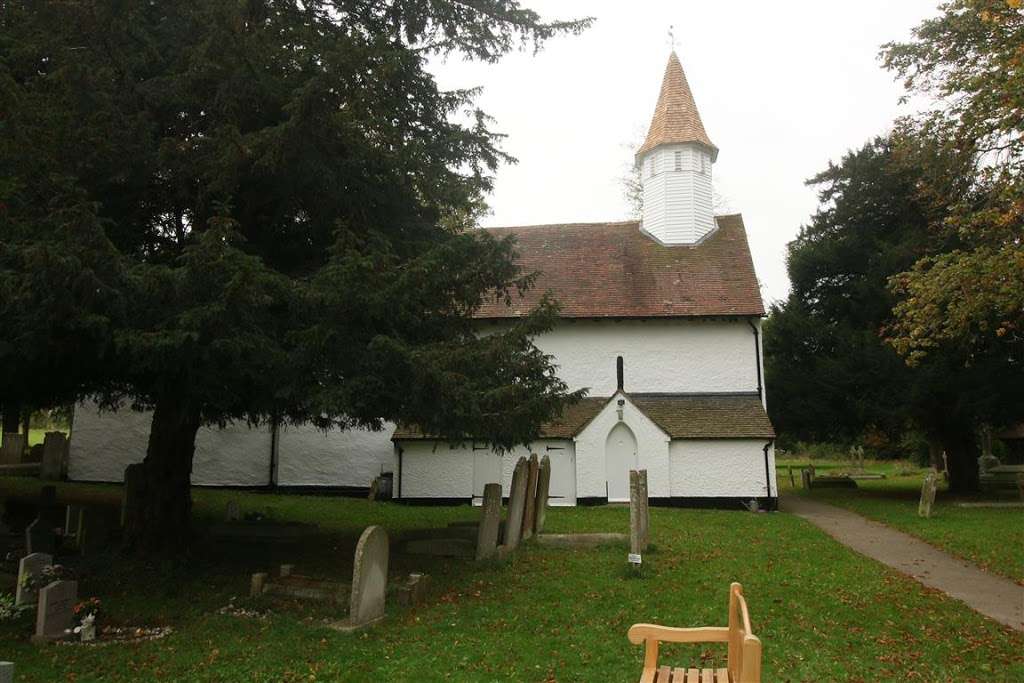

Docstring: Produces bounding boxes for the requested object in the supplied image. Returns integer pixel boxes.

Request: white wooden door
[605,423,637,502]
[472,449,503,505]
[545,447,576,506]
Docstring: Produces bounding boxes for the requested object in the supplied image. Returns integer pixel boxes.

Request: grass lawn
[778,458,1024,585]
[1,478,1022,682]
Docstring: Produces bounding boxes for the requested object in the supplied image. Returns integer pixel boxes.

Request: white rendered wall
[68,401,272,486]
[669,440,777,498]
[532,319,758,397]
[69,402,397,488]
[396,439,575,504]
[641,143,714,245]
[276,423,396,488]
[573,394,670,499]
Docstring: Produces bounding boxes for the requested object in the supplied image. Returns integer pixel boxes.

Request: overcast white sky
[428,0,943,305]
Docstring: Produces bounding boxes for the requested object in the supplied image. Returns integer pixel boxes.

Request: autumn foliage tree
[0,1,590,554]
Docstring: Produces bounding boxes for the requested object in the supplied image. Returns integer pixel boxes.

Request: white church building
[68,53,777,508]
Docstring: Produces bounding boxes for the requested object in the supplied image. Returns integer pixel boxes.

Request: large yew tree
[0,1,589,553]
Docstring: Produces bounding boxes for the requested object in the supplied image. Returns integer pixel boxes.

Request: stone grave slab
[500,457,529,553]
[521,454,540,541]
[475,483,501,561]
[32,579,77,644]
[16,552,53,609]
[40,432,67,481]
[534,455,552,535]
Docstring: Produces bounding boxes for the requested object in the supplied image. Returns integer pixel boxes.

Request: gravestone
[534,456,552,534]
[637,469,650,551]
[0,433,26,465]
[501,458,529,553]
[225,500,240,522]
[0,662,11,683]
[397,573,431,607]
[476,483,502,561]
[521,454,540,541]
[348,525,389,628]
[26,443,44,463]
[25,518,56,555]
[16,552,53,609]
[251,572,268,598]
[32,579,77,643]
[40,432,68,481]
[801,468,813,490]
[918,471,938,518]
[367,477,380,502]
[628,470,643,572]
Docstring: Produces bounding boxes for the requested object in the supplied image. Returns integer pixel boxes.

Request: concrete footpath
[781,495,1023,631]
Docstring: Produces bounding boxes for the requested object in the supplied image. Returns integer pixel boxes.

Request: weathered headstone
[637,469,650,551]
[40,432,68,481]
[26,443,44,463]
[32,580,77,644]
[801,468,813,490]
[397,573,431,607]
[521,454,540,541]
[121,463,146,527]
[918,471,938,518]
[500,457,529,554]
[367,477,380,502]
[0,662,12,683]
[0,433,26,465]
[475,483,502,561]
[788,466,796,489]
[16,552,53,609]
[628,470,643,572]
[25,518,56,555]
[225,500,240,522]
[534,455,552,534]
[250,572,268,598]
[348,525,389,628]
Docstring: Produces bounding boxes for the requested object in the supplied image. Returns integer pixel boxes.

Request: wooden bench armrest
[628,624,730,645]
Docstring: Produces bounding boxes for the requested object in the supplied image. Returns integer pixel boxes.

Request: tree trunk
[123,397,201,555]
[940,426,980,494]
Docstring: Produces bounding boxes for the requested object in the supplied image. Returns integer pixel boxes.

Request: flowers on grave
[73,597,102,625]
[19,563,73,592]
[75,612,97,642]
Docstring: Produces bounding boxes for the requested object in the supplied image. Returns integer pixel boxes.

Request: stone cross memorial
[32,580,78,643]
[918,471,938,518]
[500,457,529,555]
[348,525,389,628]
[521,454,540,541]
[40,432,68,481]
[16,552,53,609]
[475,483,502,561]
[534,455,552,535]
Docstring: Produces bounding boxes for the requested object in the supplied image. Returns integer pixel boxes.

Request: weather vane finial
[668,25,676,51]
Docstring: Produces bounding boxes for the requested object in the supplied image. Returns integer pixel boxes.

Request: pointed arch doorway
[605,422,637,502]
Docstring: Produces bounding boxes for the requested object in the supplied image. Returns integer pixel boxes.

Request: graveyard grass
[1,479,1022,681]
[777,459,1024,584]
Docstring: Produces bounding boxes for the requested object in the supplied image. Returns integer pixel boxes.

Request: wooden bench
[628,582,761,683]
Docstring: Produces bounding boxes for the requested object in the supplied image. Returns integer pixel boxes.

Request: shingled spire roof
[636,52,717,161]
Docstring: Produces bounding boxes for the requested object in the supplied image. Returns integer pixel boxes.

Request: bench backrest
[727,582,762,683]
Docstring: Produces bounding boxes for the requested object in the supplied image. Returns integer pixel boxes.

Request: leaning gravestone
[40,432,68,481]
[521,454,540,541]
[32,579,78,644]
[0,433,26,465]
[500,458,529,555]
[347,525,389,629]
[918,471,938,518]
[476,483,502,561]
[534,455,552,534]
[16,552,53,609]
[25,518,56,555]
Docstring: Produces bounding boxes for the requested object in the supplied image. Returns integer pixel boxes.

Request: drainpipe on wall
[396,445,404,500]
[763,439,774,509]
[747,318,763,403]
[268,419,280,489]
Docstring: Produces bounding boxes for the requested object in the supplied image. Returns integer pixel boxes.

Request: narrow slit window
[616,356,624,391]
[674,150,682,171]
